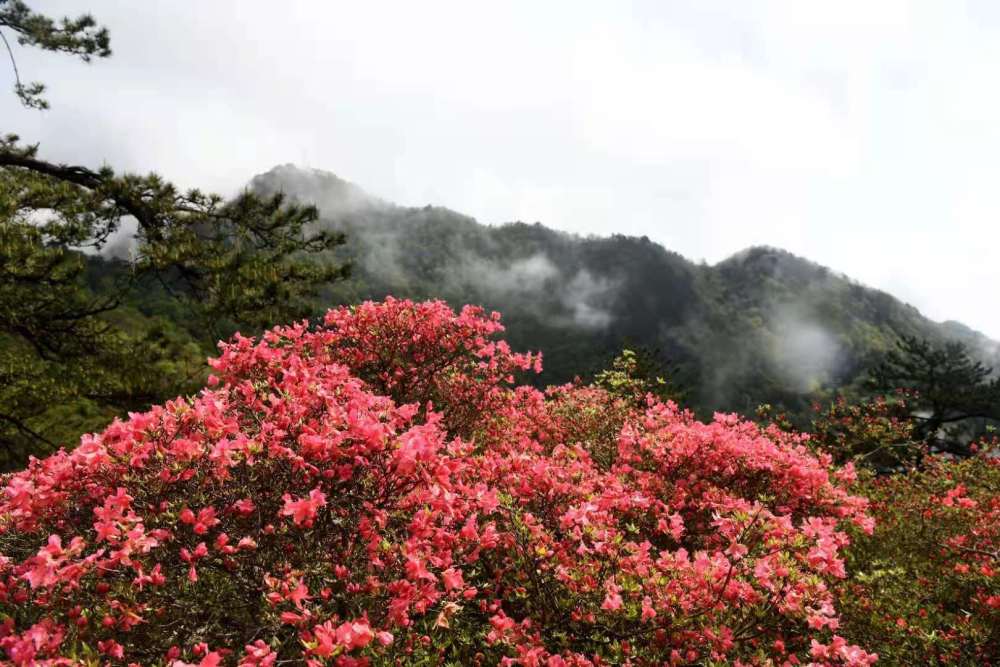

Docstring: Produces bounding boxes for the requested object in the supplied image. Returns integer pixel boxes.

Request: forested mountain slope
[251,164,998,420]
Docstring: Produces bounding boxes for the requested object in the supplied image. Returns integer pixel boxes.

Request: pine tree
[0,3,349,467]
[868,336,1000,455]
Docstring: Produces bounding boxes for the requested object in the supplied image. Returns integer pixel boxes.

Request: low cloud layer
[452,253,616,330]
[771,309,843,393]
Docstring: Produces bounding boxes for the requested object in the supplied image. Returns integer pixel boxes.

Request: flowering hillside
[0,299,880,665]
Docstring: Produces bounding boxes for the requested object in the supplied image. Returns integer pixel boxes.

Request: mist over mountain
[251,164,1000,420]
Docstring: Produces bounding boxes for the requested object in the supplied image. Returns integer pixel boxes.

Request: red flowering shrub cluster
[0,298,878,665]
[805,395,920,469]
[838,451,1000,664]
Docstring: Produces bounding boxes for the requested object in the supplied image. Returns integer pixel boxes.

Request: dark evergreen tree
[868,336,1000,455]
[0,3,349,467]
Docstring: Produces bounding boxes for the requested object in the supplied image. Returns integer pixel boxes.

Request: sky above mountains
[6,1,1000,337]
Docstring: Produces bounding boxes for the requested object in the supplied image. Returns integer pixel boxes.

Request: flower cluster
[839,451,1000,664]
[0,298,875,665]
[804,394,920,470]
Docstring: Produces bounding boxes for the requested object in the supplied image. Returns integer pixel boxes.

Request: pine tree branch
[0,412,56,449]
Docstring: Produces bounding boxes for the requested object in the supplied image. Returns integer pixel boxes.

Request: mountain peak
[250,164,386,216]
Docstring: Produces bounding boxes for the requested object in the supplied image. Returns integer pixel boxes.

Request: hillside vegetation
[251,165,999,421]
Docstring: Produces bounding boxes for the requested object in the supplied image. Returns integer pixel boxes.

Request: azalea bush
[838,451,1000,664]
[0,298,878,665]
[805,395,921,470]
[757,394,920,471]
[756,394,1000,664]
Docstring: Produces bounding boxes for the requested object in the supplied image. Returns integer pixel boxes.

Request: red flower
[279,488,327,528]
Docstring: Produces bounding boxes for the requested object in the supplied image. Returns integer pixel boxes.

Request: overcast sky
[5,1,1000,336]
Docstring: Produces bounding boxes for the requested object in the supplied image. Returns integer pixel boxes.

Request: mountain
[250,164,1000,421]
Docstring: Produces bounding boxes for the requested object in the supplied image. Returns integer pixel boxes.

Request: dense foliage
[0,143,349,469]
[757,394,1000,664]
[0,299,883,665]
[868,336,1000,455]
[591,348,687,406]
[841,453,1000,664]
[757,394,921,471]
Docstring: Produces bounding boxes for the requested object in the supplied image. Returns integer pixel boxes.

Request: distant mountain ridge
[250,164,999,420]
